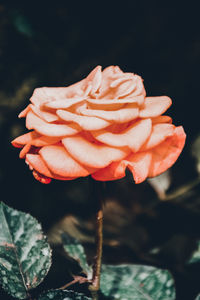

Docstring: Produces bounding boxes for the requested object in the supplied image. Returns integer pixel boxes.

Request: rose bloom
[12,66,186,184]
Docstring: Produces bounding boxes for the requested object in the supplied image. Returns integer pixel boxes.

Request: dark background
[0,1,200,299]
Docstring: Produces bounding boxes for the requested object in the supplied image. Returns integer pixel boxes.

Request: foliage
[0,202,51,299]
[0,202,178,299]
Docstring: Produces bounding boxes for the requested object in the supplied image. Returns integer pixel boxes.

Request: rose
[12,65,186,184]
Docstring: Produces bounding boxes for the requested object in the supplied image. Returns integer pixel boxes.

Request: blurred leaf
[100,264,175,300]
[148,170,171,200]
[62,233,92,277]
[38,289,91,300]
[188,241,200,264]
[0,202,51,299]
[195,294,200,300]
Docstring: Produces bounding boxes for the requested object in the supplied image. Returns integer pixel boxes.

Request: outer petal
[56,109,111,130]
[139,96,172,118]
[29,104,59,122]
[39,145,94,177]
[18,105,31,118]
[92,119,152,151]
[26,111,80,137]
[79,104,139,123]
[26,153,77,180]
[62,135,130,168]
[141,123,175,150]
[12,131,40,148]
[148,126,186,177]
[92,152,152,183]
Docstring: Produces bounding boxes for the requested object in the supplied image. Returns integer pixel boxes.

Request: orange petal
[86,65,102,95]
[39,145,94,177]
[148,126,186,177]
[11,131,40,147]
[152,115,172,124]
[139,96,172,118]
[44,97,85,109]
[141,123,175,150]
[56,110,111,131]
[92,119,152,151]
[26,111,80,137]
[87,95,144,110]
[30,104,59,122]
[18,105,31,118]
[92,152,152,183]
[31,136,61,147]
[62,135,130,168]
[79,104,139,123]
[19,144,32,158]
[26,154,53,178]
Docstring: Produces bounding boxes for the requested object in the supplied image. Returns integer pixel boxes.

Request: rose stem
[89,178,105,299]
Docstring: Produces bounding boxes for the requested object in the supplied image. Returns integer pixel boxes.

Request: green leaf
[0,202,51,299]
[188,241,200,264]
[62,233,91,276]
[100,264,175,300]
[195,294,200,300]
[38,289,91,300]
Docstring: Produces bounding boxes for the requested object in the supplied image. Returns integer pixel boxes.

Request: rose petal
[151,115,172,124]
[92,152,152,183]
[44,97,85,109]
[39,145,94,177]
[141,123,175,150]
[86,65,102,95]
[12,131,40,147]
[26,154,53,178]
[148,126,186,177]
[19,144,32,158]
[26,111,80,137]
[31,136,61,147]
[56,109,111,130]
[87,95,144,108]
[139,96,172,118]
[92,119,152,151]
[62,135,130,168]
[18,105,31,118]
[79,104,139,123]
[30,104,59,122]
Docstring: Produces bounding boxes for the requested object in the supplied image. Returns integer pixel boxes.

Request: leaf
[188,241,200,264]
[0,202,51,299]
[195,294,200,300]
[38,289,91,300]
[100,264,175,300]
[62,233,92,277]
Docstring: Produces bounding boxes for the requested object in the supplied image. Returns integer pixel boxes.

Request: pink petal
[56,109,111,130]
[62,135,130,168]
[148,126,186,177]
[44,97,85,109]
[152,115,172,124]
[92,119,152,151]
[18,105,31,118]
[79,104,139,123]
[141,123,175,150]
[26,111,80,137]
[30,104,59,122]
[92,152,152,183]
[11,131,40,147]
[139,96,172,118]
[39,145,94,177]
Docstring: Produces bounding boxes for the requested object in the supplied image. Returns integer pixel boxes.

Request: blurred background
[0,1,200,299]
